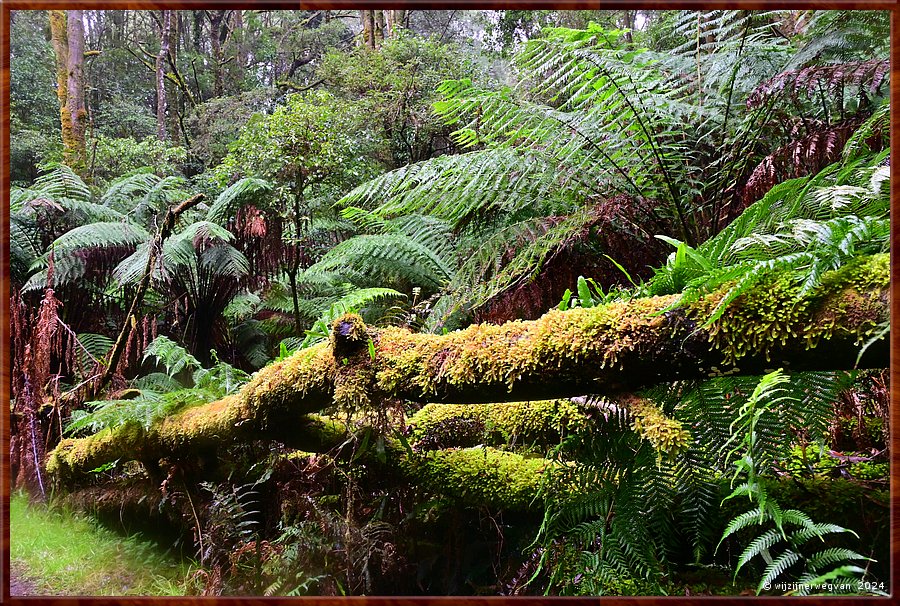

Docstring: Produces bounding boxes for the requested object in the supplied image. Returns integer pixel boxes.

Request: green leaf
[577,276,593,308]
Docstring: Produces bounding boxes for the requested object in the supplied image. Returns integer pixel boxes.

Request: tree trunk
[49,10,69,135]
[47,255,889,479]
[374,10,385,45]
[391,10,407,34]
[65,11,87,173]
[359,10,375,49]
[192,10,203,54]
[233,9,246,86]
[208,10,226,96]
[50,10,88,177]
[156,10,171,141]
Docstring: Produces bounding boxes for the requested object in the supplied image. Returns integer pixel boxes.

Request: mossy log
[48,255,888,480]
[407,399,591,449]
[407,397,690,457]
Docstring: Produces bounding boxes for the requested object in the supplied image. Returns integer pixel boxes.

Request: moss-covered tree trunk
[48,255,889,480]
[156,10,171,141]
[49,10,88,176]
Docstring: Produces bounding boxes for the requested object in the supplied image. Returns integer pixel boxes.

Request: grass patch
[10,491,196,596]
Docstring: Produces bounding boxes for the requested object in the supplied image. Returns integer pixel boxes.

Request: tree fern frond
[74,333,114,371]
[308,233,452,292]
[99,172,162,212]
[50,221,149,254]
[197,244,251,279]
[843,98,890,161]
[33,163,92,201]
[206,177,274,225]
[746,59,889,109]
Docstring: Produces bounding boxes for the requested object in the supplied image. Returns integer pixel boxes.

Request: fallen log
[47,254,889,480]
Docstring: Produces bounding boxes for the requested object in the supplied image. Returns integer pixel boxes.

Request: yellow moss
[408,399,590,446]
[155,394,244,451]
[239,342,336,418]
[46,421,145,480]
[330,313,369,351]
[402,446,552,510]
[375,295,677,397]
[694,254,889,364]
[625,396,691,458]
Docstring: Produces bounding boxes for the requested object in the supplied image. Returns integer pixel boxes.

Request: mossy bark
[407,400,591,449]
[48,255,889,480]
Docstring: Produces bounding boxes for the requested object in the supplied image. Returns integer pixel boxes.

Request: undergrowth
[10,491,197,596]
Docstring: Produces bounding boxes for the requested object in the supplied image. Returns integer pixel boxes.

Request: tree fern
[32,163,92,202]
[206,177,274,225]
[307,234,452,292]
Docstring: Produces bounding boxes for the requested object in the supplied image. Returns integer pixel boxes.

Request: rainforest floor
[9,491,196,596]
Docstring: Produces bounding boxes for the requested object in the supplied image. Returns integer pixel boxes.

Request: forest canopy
[9,9,890,597]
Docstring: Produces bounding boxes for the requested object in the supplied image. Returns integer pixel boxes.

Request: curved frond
[50,221,150,254]
[746,59,889,109]
[308,233,453,292]
[34,163,92,201]
[206,178,274,225]
[758,549,801,593]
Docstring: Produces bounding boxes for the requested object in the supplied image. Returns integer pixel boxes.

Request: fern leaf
[805,548,870,572]
[757,549,801,594]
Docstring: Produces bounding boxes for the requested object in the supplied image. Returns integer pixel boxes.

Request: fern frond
[206,177,274,225]
[34,163,92,201]
[99,172,162,212]
[791,524,857,547]
[308,234,452,292]
[736,527,782,573]
[746,59,889,109]
[143,335,202,376]
[805,548,870,572]
[757,549,801,594]
[50,221,149,254]
[74,333,114,370]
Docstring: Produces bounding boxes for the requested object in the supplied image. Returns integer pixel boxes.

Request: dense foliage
[9,9,890,597]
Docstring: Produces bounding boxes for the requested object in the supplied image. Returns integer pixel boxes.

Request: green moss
[240,342,336,418]
[626,396,691,458]
[695,254,889,364]
[407,399,590,447]
[375,295,676,397]
[46,422,146,481]
[330,313,369,351]
[403,447,552,510]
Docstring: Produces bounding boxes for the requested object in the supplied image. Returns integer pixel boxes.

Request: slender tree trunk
[50,10,88,177]
[49,10,69,134]
[156,10,171,141]
[208,10,226,96]
[65,10,87,172]
[192,10,203,54]
[359,10,375,49]
[391,10,407,34]
[289,179,306,335]
[374,10,385,45]
[48,255,890,479]
[233,9,246,86]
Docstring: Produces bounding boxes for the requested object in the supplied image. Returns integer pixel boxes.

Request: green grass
[10,491,196,596]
